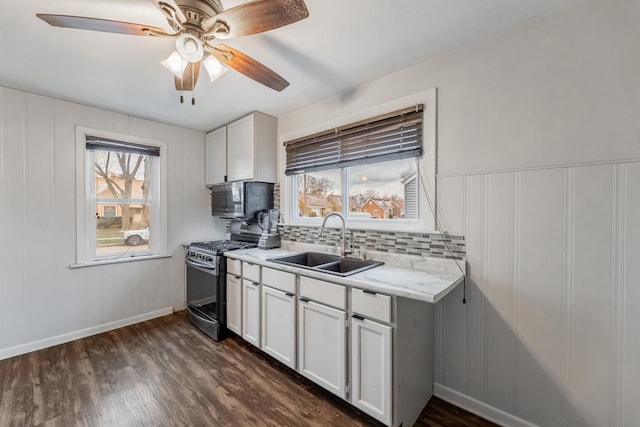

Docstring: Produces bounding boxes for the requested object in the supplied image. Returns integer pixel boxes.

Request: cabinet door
[261,285,296,368]
[242,279,260,347]
[226,274,242,335]
[205,126,226,185]
[298,299,346,398]
[226,114,254,182]
[350,316,392,425]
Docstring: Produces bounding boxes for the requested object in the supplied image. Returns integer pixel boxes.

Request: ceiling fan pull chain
[191,64,196,105]
[180,68,184,103]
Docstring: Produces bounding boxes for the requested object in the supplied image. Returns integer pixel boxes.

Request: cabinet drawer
[352,289,391,323]
[243,262,260,282]
[227,258,241,276]
[262,267,296,294]
[299,276,346,310]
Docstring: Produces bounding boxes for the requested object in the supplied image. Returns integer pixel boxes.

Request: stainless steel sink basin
[268,252,383,277]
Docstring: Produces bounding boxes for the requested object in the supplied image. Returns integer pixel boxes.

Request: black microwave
[209,181,274,220]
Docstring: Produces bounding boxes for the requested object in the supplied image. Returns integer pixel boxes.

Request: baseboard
[0,307,174,361]
[434,383,537,427]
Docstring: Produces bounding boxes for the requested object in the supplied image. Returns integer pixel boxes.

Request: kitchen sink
[268,252,383,277]
[270,252,340,267]
[314,258,384,276]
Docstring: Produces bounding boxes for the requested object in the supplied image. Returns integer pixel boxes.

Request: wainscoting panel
[623,163,640,426]
[484,172,515,412]
[436,160,640,427]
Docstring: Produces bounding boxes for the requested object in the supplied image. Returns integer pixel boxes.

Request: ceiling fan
[36,0,309,104]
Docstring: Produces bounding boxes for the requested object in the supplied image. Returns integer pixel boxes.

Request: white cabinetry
[350,316,392,424]
[224,257,435,427]
[204,112,277,185]
[226,273,242,335]
[297,276,347,399]
[241,262,261,347]
[205,126,226,185]
[298,299,347,399]
[261,285,296,368]
[242,279,261,347]
[226,112,277,182]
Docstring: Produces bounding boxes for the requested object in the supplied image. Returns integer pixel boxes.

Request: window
[286,104,426,229]
[102,205,117,217]
[75,127,167,265]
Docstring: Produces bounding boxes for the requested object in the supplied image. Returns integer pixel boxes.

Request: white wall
[278,1,640,425]
[0,87,224,359]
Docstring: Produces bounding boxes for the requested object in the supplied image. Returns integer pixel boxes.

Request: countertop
[224,246,465,304]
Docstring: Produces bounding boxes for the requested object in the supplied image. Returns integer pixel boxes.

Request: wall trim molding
[434,383,538,427]
[0,307,174,361]
[437,157,640,179]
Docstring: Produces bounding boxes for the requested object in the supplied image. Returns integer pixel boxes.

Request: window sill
[69,253,172,269]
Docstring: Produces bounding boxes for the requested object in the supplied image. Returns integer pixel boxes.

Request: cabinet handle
[299,297,310,303]
[352,314,365,321]
[285,292,295,297]
[362,289,377,295]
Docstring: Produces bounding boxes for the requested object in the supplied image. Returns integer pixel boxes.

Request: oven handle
[186,259,218,273]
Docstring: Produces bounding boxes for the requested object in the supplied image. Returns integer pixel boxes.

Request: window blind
[284,104,424,176]
[86,135,160,157]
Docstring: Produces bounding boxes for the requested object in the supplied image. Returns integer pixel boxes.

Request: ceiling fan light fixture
[161,51,187,79]
[202,55,228,82]
[176,33,204,62]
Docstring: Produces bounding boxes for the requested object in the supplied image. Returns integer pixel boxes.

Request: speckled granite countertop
[224,245,465,304]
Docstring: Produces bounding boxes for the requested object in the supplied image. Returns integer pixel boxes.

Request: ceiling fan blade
[174,61,201,91]
[204,0,309,39]
[36,14,174,37]
[211,44,289,91]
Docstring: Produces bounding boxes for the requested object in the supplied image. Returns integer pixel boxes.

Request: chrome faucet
[319,212,353,257]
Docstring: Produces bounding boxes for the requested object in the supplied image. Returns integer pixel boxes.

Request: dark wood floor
[0,312,496,427]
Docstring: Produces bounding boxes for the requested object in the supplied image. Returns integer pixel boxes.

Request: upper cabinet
[205,126,226,185]
[205,112,277,185]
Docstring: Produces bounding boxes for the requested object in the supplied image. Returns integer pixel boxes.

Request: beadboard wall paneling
[436,160,638,426]
[623,163,640,426]
[0,87,222,359]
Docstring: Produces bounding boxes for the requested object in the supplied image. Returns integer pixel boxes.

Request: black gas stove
[185,233,259,341]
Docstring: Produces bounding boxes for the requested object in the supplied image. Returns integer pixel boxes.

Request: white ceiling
[0,0,581,132]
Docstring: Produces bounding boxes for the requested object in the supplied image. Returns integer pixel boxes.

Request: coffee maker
[257,209,281,249]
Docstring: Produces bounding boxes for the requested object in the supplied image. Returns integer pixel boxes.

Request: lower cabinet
[224,259,435,427]
[298,299,347,399]
[242,279,261,347]
[226,273,242,335]
[350,316,392,425]
[261,285,296,368]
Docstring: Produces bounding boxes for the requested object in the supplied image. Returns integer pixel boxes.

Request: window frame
[283,87,437,232]
[74,126,168,266]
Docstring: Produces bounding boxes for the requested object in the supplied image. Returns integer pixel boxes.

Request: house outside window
[75,127,167,265]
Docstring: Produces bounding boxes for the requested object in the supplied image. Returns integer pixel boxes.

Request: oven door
[186,260,225,325]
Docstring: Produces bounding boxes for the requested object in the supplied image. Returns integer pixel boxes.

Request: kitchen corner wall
[0,87,223,359]
[277,1,640,426]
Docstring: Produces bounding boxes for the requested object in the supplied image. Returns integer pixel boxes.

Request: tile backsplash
[277,224,466,260]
